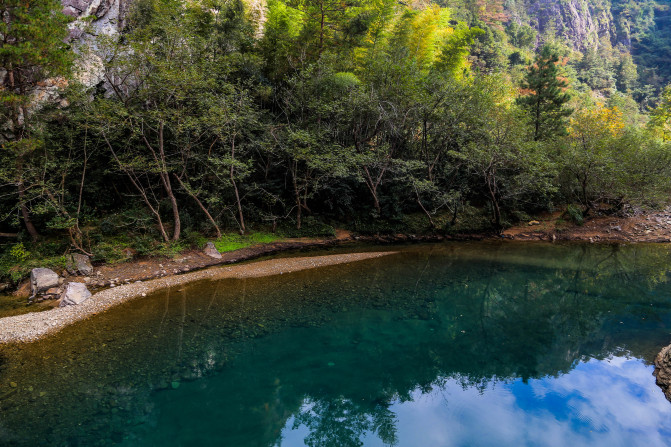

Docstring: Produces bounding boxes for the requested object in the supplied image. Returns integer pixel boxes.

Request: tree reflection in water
[0,242,670,446]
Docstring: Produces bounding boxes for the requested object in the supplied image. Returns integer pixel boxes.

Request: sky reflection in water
[2,242,671,446]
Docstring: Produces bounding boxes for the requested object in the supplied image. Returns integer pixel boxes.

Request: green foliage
[0,243,67,284]
[92,242,132,264]
[565,204,584,225]
[648,84,671,141]
[213,232,282,252]
[517,45,573,141]
[0,0,670,286]
[280,218,336,237]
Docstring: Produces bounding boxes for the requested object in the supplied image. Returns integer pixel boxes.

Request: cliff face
[62,0,130,39]
[525,0,616,51]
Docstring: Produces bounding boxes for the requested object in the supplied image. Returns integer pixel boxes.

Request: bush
[0,243,67,284]
[92,242,132,264]
[564,204,584,225]
[280,217,336,237]
[213,232,281,253]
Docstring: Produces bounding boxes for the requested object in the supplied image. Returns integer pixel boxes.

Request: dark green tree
[517,46,573,141]
[0,0,72,239]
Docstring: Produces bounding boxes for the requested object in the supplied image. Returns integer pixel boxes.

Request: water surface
[1,242,671,446]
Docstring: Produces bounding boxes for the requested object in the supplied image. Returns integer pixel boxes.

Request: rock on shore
[654,344,671,402]
[60,282,92,306]
[30,268,59,297]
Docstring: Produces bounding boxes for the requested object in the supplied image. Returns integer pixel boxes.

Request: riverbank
[503,207,671,243]
[2,207,671,341]
[0,251,397,344]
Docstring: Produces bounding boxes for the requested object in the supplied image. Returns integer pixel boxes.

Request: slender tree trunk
[291,161,301,230]
[18,180,39,241]
[157,124,180,240]
[230,138,245,235]
[414,185,436,229]
[487,175,501,232]
[173,174,222,238]
[103,132,170,242]
[362,166,381,214]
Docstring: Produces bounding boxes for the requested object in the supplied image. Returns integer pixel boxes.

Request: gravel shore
[0,251,395,344]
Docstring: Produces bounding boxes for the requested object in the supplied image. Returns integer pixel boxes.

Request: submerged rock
[66,253,94,276]
[203,242,222,259]
[31,268,60,297]
[60,282,92,306]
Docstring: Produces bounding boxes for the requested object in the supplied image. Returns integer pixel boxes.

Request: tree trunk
[291,161,302,230]
[230,138,245,235]
[18,181,39,241]
[487,174,502,232]
[362,166,381,214]
[157,124,180,241]
[173,174,222,238]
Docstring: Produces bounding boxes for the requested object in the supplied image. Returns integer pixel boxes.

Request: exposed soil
[503,207,671,243]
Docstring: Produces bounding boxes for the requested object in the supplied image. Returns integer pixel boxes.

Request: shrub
[565,204,584,225]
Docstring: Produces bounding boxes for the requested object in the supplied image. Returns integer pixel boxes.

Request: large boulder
[203,242,222,259]
[66,253,93,276]
[31,268,60,297]
[60,282,92,306]
[654,344,671,402]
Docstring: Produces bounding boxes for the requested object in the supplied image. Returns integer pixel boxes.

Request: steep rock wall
[527,0,615,51]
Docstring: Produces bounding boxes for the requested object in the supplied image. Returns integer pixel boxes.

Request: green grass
[213,232,281,253]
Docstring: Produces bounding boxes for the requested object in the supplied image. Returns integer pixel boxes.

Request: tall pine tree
[0,0,72,239]
[517,45,572,141]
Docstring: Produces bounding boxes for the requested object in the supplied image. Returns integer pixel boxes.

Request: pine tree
[517,45,572,141]
[0,0,72,239]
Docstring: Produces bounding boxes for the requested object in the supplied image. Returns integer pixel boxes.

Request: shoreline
[0,251,396,344]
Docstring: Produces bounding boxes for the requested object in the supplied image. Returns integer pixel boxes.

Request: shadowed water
[1,242,671,446]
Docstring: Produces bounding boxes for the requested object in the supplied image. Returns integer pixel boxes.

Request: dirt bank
[503,208,671,243]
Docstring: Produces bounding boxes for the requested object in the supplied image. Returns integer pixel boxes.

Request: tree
[0,0,72,239]
[648,84,671,141]
[451,76,556,231]
[517,46,573,142]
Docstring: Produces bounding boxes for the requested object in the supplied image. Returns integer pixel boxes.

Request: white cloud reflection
[284,356,671,446]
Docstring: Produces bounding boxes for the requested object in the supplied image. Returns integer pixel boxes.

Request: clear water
[1,242,671,446]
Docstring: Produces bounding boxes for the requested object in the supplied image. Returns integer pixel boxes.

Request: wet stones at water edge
[203,242,222,259]
[66,253,93,276]
[654,344,671,402]
[30,268,60,297]
[59,282,92,307]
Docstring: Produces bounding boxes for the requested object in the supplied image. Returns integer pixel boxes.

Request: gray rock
[60,282,92,306]
[66,253,93,276]
[655,344,671,403]
[31,268,60,297]
[203,242,222,259]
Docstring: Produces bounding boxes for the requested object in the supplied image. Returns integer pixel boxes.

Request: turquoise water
[1,242,671,446]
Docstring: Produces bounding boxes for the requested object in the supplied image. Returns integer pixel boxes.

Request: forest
[1,0,671,283]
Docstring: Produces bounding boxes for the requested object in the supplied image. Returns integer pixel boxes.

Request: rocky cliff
[62,0,130,40]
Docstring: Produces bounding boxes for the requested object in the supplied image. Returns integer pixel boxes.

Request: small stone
[203,242,222,259]
[60,282,92,306]
[528,220,540,226]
